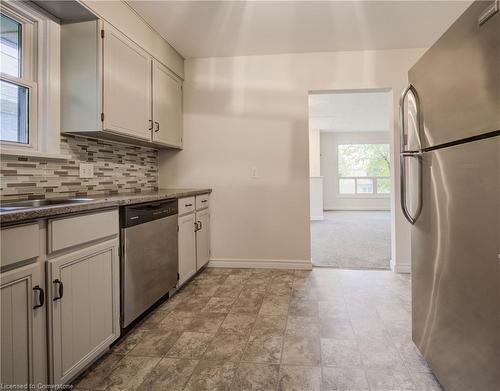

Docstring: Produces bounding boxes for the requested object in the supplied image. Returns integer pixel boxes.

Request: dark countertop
[0,188,211,225]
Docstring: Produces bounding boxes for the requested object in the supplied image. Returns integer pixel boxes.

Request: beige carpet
[311,210,391,269]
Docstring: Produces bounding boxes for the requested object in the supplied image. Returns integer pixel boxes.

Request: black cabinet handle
[148,120,153,131]
[33,286,45,309]
[53,279,64,301]
[154,122,160,133]
[185,203,193,207]
[197,221,202,230]
[194,222,199,232]
[201,200,207,203]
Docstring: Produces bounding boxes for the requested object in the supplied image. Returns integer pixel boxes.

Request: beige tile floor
[73,267,441,391]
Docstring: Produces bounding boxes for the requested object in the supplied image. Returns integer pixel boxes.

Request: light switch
[79,163,94,178]
[250,166,258,179]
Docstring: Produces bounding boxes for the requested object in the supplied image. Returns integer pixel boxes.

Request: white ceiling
[128,1,471,59]
[309,90,391,132]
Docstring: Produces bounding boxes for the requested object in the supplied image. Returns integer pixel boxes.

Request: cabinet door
[178,213,196,286]
[48,239,120,384]
[152,60,183,148]
[196,208,210,270]
[102,23,152,141]
[1,263,46,385]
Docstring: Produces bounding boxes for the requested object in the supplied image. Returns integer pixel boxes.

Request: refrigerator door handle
[399,84,423,225]
[478,0,498,25]
[400,152,423,225]
[399,84,423,153]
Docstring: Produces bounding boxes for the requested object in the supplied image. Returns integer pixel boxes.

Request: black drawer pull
[53,279,64,301]
[185,203,193,207]
[33,286,45,309]
[197,221,202,230]
[201,200,207,203]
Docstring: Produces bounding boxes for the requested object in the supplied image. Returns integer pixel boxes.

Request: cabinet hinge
[101,29,104,39]
[101,113,104,122]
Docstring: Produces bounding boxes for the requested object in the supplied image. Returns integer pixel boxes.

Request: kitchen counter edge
[0,188,212,225]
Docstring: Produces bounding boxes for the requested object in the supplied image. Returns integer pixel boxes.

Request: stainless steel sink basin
[0,198,95,211]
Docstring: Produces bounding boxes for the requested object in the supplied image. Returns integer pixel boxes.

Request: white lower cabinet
[195,208,210,270]
[178,194,211,286]
[1,209,121,386]
[1,263,47,386]
[48,238,120,384]
[178,213,197,286]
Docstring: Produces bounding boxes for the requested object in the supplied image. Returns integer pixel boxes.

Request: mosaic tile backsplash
[0,134,158,201]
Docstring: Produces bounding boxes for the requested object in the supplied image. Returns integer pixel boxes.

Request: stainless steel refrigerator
[399,1,499,390]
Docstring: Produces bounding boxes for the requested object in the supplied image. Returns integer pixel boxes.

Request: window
[1,14,21,77]
[338,143,390,195]
[0,4,37,149]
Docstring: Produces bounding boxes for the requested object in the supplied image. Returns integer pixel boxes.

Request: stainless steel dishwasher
[120,200,178,328]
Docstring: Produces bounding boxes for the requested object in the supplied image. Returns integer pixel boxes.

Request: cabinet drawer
[178,197,195,215]
[196,194,210,210]
[1,223,39,269]
[48,209,119,253]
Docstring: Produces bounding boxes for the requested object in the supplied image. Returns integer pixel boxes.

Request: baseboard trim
[324,207,391,211]
[208,258,313,270]
[310,215,324,221]
[390,258,410,273]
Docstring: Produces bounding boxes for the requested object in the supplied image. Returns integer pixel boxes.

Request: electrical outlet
[79,163,94,179]
[250,166,258,179]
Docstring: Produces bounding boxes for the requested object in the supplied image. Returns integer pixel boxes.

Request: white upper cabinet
[102,24,152,141]
[152,60,183,148]
[61,19,184,149]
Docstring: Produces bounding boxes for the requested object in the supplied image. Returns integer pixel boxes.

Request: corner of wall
[390,258,410,274]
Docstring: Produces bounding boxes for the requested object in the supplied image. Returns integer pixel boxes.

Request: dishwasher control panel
[121,200,178,228]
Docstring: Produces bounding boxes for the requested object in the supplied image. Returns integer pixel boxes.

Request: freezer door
[411,136,500,391]
[408,1,500,148]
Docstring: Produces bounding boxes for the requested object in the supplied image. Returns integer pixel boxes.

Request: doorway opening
[309,89,392,269]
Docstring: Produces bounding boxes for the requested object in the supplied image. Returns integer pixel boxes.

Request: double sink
[0,198,95,212]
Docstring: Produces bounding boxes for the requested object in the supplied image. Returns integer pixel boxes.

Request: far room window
[0,5,37,149]
[338,143,390,195]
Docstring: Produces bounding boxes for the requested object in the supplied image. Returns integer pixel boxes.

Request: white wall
[158,48,426,271]
[309,129,321,177]
[309,128,323,221]
[310,177,324,221]
[321,131,391,211]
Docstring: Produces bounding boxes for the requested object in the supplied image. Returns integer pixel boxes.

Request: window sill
[0,149,71,160]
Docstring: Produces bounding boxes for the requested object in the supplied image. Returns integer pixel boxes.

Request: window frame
[336,143,391,198]
[338,176,391,197]
[1,2,39,151]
